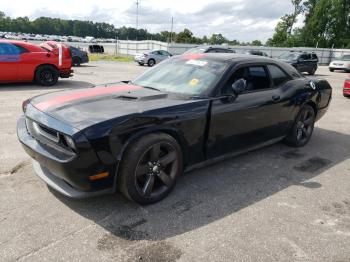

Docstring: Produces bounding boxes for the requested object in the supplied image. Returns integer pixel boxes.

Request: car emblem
[309,81,316,90]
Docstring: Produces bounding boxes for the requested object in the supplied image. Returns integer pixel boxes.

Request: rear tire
[72,57,81,66]
[118,133,183,205]
[35,65,59,86]
[148,59,155,67]
[284,105,315,147]
[138,62,144,66]
[309,66,317,75]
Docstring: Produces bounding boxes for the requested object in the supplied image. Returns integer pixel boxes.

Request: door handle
[272,95,280,101]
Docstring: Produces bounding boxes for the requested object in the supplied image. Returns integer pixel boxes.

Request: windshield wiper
[140,85,161,92]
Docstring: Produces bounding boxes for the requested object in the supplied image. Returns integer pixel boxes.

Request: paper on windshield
[186,60,208,66]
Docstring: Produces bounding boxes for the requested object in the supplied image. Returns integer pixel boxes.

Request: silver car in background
[134,50,172,67]
[329,54,350,72]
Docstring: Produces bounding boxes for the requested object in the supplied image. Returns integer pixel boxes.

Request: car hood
[279,59,294,64]
[330,60,349,64]
[29,84,194,130]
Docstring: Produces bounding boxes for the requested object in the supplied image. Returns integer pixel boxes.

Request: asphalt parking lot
[0,63,350,262]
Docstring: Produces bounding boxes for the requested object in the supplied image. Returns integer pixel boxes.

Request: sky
[1,0,296,42]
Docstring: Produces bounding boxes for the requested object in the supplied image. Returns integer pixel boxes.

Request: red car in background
[344,76,350,98]
[0,40,72,86]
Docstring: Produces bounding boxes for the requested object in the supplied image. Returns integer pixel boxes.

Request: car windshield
[133,57,228,95]
[279,52,299,60]
[340,55,350,61]
[184,47,207,54]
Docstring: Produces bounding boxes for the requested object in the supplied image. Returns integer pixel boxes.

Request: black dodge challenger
[17,54,332,204]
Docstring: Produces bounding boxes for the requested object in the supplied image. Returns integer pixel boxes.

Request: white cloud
[2,0,295,41]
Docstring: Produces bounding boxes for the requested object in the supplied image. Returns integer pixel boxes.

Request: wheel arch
[305,100,318,117]
[72,56,81,62]
[34,63,59,78]
[116,127,189,165]
[112,127,189,192]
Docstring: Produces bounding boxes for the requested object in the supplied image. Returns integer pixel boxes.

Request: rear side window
[267,65,290,86]
[14,45,29,54]
[300,54,311,60]
[206,48,218,53]
[312,54,318,59]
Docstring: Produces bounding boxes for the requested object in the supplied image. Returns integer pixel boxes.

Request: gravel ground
[0,63,349,262]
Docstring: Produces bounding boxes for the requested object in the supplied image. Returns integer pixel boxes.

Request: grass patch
[88,54,133,62]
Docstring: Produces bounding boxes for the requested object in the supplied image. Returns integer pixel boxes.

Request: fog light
[89,172,109,181]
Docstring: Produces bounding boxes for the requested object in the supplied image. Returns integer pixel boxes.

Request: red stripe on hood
[180,53,205,60]
[34,85,141,111]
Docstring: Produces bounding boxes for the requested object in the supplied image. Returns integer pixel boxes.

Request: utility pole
[136,0,139,30]
[136,0,139,41]
[170,16,174,43]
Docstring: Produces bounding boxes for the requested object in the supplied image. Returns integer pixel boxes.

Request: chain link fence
[41,40,350,65]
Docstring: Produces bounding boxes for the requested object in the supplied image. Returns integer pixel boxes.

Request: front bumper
[81,55,89,64]
[17,115,114,198]
[33,160,113,198]
[329,66,350,71]
[134,57,145,63]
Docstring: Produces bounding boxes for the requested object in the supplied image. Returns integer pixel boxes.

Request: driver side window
[221,66,271,95]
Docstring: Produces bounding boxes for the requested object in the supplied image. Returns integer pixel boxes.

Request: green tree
[251,40,263,46]
[209,33,228,45]
[176,28,194,43]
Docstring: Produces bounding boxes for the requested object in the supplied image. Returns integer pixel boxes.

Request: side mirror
[232,78,247,95]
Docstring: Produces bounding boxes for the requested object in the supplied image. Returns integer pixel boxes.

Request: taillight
[22,99,30,113]
[66,48,72,58]
[344,79,350,89]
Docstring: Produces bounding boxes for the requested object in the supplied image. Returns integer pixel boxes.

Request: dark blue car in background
[69,46,89,66]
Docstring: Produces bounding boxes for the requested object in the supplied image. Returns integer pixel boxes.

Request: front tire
[329,68,335,72]
[284,105,315,147]
[118,133,183,205]
[35,65,59,86]
[148,59,155,67]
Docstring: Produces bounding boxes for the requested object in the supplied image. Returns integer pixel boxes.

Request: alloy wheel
[134,142,178,198]
[296,109,314,143]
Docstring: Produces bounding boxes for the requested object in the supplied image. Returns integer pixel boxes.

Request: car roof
[192,45,233,50]
[181,53,272,62]
[0,39,44,51]
[178,53,301,77]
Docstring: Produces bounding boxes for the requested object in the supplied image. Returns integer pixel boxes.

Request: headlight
[22,99,30,113]
[63,135,76,151]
